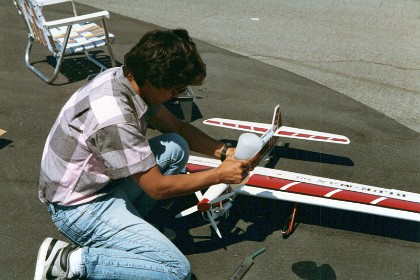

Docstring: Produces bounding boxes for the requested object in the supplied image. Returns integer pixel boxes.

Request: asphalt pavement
[1,1,419,280]
[77,0,420,133]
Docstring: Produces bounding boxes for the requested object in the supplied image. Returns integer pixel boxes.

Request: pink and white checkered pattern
[39,67,157,206]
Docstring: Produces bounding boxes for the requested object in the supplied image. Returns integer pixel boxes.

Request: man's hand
[215,158,251,184]
[225,147,260,170]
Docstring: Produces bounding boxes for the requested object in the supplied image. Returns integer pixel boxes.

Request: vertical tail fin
[258,105,282,164]
[272,104,282,131]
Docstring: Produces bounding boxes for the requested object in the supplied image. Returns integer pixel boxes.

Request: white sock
[67,247,83,278]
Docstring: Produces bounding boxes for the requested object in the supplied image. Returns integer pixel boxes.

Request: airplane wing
[187,156,420,222]
[204,118,272,134]
[204,118,350,144]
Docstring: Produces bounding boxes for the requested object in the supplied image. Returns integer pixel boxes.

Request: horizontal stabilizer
[203,118,349,144]
[277,126,350,144]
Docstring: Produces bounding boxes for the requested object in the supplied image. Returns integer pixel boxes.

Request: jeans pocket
[53,203,96,246]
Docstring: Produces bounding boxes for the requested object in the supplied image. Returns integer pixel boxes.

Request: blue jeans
[47,133,191,280]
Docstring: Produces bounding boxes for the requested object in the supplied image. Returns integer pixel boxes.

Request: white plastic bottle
[232,133,263,186]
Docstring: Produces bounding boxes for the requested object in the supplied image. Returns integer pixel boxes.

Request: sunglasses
[172,86,188,97]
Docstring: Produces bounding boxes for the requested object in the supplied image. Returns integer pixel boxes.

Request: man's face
[141,82,186,105]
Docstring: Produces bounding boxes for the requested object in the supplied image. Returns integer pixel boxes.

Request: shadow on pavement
[151,193,419,255]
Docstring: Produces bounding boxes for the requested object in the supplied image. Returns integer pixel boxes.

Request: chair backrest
[14,0,57,53]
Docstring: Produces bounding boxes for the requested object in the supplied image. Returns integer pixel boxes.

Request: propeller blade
[195,190,203,201]
[208,191,236,205]
[201,183,229,201]
[207,211,222,238]
[176,184,229,218]
[175,205,198,218]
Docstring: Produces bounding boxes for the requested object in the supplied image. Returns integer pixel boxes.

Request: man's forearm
[179,122,225,159]
[148,106,232,160]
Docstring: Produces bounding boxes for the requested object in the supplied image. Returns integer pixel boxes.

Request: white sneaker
[33,237,76,280]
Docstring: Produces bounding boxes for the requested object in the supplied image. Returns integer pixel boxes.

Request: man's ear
[128,76,142,95]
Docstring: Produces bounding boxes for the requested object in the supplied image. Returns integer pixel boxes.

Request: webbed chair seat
[14,0,116,84]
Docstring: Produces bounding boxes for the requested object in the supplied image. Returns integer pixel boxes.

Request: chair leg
[102,19,116,67]
[24,36,63,84]
[24,23,115,84]
[107,43,116,67]
[84,19,116,72]
[84,50,108,71]
[83,41,115,80]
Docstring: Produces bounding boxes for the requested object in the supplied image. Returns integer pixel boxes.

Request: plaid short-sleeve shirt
[39,67,157,206]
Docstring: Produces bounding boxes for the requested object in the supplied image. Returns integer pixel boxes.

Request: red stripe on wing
[254,127,268,133]
[238,124,252,130]
[276,130,348,143]
[377,198,420,213]
[247,174,293,189]
[277,131,294,136]
[295,133,312,139]
[287,182,337,197]
[312,136,330,141]
[331,138,348,143]
[330,190,381,204]
[224,122,236,127]
[205,120,220,125]
[186,163,212,173]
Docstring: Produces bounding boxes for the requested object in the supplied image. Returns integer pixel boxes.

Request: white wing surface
[187,156,420,222]
[204,118,350,144]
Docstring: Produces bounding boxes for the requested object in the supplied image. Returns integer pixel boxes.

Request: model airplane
[176,105,420,238]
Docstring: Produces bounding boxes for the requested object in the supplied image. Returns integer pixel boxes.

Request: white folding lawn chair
[13,0,116,84]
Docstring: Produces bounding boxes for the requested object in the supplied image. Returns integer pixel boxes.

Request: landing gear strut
[281,203,299,238]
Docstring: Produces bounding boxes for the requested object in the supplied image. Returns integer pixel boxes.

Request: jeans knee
[168,132,188,148]
[165,133,189,167]
[175,257,192,280]
[150,133,189,175]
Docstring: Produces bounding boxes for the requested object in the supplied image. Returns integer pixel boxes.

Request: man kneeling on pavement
[35,28,253,280]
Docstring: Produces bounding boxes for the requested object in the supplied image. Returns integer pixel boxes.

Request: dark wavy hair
[124,29,206,89]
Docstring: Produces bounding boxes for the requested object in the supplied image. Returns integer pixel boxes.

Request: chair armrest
[44,11,110,28]
[37,0,73,6]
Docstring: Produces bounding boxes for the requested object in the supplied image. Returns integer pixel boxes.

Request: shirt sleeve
[86,123,157,179]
